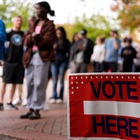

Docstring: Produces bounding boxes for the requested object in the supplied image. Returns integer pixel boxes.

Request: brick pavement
[0,78,68,140]
[0,103,67,140]
[0,135,23,140]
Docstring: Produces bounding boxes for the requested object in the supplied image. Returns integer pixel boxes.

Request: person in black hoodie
[70,29,94,73]
[121,38,136,72]
[50,26,70,104]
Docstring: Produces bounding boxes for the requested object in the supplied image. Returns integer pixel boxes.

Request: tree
[111,0,140,31]
[0,0,32,29]
[70,14,112,41]
[118,2,140,31]
[122,0,137,4]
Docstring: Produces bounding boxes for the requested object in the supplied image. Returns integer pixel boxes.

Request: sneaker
[49,98,56,104]
[43,102,49,111]
[56,99,63,104]
[13,97,22,106]
[5,102,18,110]
[22,99,27,107]
[29,112,41,120]
[20,112,32,119]
[0,103,4,111]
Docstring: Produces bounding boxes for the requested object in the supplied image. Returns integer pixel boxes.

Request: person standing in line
[117,37,127,72]
[0,20,6,110]
[70,29,94,73]
[0,19,6,64]
[69,32,79,72]
[50,27,70,104]
[121,38,136,72]
[0,16,24,110]
[128,36,140,72]
[103,30,121,72]
[20,1,56,119]
[133,46,140,72]
[71,32,79,46]
[13,16,36,106]
[91,36,105,72]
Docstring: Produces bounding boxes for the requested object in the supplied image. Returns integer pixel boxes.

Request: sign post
[68,73,140,140]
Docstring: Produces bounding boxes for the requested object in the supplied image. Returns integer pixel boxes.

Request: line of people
[71,29,139,73]
[90,30,139,73]
[0,1,139,120]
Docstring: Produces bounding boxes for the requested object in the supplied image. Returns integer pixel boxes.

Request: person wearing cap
[70,29,94,73]
[20,1,56,119]
[102,30,121,72]
[121,37,137,72]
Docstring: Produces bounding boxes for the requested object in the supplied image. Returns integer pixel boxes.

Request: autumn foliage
[111,0,140,31]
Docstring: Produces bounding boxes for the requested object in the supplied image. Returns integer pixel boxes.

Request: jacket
[70,38,94,64]
[23,18,56,67]
[52,39,71,65]
[0,20,6,60]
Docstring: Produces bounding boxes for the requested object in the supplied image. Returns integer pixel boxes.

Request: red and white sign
[68,74,140,140]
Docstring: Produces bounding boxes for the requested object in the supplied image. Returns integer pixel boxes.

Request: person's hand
[0,61,4,67]
[53,44,57,49]
[32,32,37,38]
[32,32,40,40]
[77,42,86,50]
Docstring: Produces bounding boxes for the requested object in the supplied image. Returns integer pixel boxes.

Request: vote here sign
[68,74,140,140]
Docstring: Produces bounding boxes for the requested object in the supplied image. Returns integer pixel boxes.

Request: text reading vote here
[92,116,139,139]
[90,81,138,100]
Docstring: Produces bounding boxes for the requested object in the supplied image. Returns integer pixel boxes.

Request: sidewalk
[0,78,68,140]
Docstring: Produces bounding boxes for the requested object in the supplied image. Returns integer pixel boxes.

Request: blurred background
[0,0,140,42]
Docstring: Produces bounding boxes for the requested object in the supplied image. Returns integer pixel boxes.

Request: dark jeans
[102,61,117,72]
[132,64,140,72]
[93,62,102,72]
[51,61,68,100]
[123,62,133,72]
